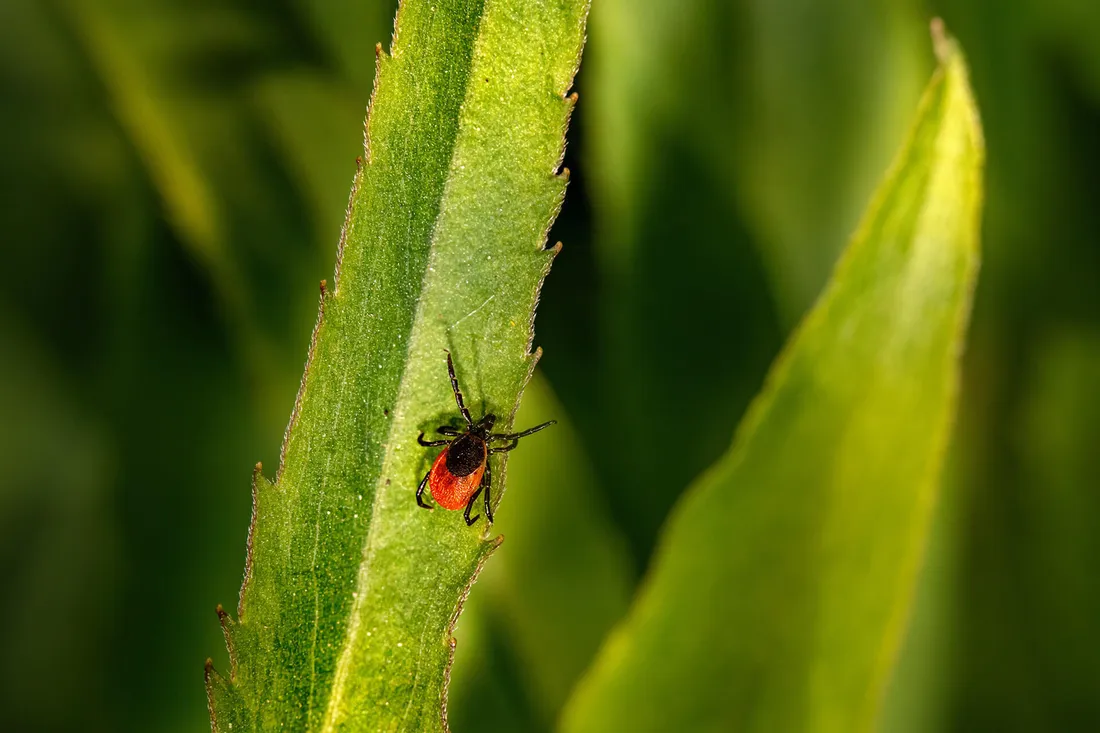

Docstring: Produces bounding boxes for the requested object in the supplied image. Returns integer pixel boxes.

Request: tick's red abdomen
[429,448,486,510]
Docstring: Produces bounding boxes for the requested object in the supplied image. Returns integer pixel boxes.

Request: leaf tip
[215,602,241,676]
[927,18,984,161]
[929,17,954,64]
[203,657,223,693]
[238,462,267,620]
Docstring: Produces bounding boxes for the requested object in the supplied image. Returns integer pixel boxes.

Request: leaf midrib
[317,9,490,729]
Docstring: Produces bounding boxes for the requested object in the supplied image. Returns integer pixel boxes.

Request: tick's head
[475,413,497,435]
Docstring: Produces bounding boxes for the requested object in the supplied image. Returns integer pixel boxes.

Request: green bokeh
[1,0,1097,731]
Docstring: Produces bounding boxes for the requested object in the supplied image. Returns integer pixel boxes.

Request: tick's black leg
[418,432,451,447]
[463,485,483,526]
[416,469,434,509]
[490,420,556,441]
[489,439,518,454]
[446,351,473,426]
[437,426,462,436]
[483,459,493,524]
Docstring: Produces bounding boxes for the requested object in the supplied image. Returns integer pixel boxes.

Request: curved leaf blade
[561,29,983,733]
[205,1,589,731]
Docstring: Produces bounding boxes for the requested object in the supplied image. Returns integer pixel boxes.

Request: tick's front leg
[483,459,493,524]
[418,432,450,447]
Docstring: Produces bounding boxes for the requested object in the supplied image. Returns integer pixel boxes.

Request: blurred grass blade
[59,0,264,367]
[56,0,313,421]
[204,1,589,731]
[561,28,983,733]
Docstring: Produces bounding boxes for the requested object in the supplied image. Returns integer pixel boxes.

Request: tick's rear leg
[464,485,484,526]
[416,469,434,509]
[483,460,493,524]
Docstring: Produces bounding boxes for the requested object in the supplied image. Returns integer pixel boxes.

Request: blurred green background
[2,0,1099,731]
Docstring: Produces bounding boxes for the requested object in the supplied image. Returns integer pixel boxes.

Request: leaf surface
[205,1,589,730]
[561,30,983,733]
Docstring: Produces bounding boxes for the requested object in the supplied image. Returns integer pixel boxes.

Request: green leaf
[560,27,983,733]
[875,457,960,733]
[205,1,589,730]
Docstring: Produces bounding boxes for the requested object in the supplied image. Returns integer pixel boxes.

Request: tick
[416,352,555,525]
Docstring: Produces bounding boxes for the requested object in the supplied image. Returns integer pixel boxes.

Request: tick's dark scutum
[445,434,487,476]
